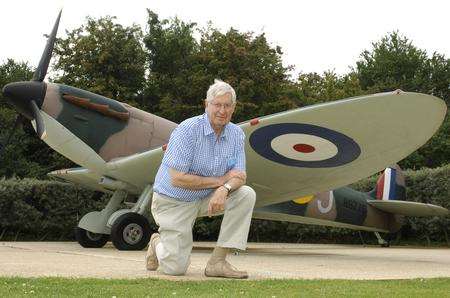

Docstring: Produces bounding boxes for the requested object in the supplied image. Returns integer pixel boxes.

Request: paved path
[1,242,449,280]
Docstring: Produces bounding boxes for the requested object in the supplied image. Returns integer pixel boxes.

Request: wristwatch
[222,183,232,193]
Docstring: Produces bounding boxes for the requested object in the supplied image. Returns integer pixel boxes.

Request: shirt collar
[203,113,229,139]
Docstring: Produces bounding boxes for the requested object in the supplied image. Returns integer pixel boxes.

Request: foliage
[400,114,450,170]
[0,59,34,93]
[143,10,200,113]
[0,14,449,177]
[294,71,366,106]
[197,165,450,245]
[0,178,107,240]
[0,166,448,244]
[356,31,449,102]
[143,10,295,123]
[356,31,450,168]
[53,16,146,104]
[351,165,450,245]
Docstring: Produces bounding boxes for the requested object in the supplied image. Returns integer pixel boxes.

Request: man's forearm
[223,176,246,193]
[170,169,223,190]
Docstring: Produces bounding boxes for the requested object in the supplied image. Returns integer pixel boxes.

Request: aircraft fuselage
[40,83,177,163]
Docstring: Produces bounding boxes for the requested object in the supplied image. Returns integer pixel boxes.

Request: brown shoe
[145,233,160,271]
[204,260,248,279]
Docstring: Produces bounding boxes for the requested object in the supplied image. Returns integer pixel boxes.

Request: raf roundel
[249,123,361,168]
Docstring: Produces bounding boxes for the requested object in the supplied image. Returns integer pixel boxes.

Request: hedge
[0,165,449,245]
[0,179,106,241]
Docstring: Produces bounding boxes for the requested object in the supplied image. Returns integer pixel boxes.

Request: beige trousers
[151,185,256,275]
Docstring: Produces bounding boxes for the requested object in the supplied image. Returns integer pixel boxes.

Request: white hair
[206,79,236,103]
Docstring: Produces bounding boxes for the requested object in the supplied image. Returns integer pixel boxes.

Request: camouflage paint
[41,83,177,162]
[255,186,396,232]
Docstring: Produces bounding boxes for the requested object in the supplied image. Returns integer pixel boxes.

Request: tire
[381,242,390,248]
[382,230,401,247]
[111,212,151,250]
[75,227,109,248]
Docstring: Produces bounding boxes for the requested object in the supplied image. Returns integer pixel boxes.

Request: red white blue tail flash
[376,167,397,200]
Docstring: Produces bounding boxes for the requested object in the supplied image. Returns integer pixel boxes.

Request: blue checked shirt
[154,113,246,202]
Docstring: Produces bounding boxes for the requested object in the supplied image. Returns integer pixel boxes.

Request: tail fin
[368,165,406,201]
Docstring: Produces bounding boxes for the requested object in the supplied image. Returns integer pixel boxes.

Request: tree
[143,10,296,123]
[295,71,365,106]
[143,10,201,117]
[425,53,450,104]
[356,31,450,168]
[0,58,34,148]
[53,16,146,104]
[356,31,449,104]
[197,26,295,122]
[0,59,33,88]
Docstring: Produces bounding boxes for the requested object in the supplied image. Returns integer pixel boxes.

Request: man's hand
[222,169,246,184]
[208,186,228,217]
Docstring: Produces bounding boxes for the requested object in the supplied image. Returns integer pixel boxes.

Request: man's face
[205,93,236,130]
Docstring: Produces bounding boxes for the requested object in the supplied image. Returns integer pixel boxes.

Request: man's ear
[204,99,208,108]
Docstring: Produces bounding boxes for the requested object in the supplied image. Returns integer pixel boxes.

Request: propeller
[30,100,46,139]
[1,9,61,150]
[33,9,62,82]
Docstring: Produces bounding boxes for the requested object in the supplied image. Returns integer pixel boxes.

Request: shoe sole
[146,234,160,271]
[204,269,248,279]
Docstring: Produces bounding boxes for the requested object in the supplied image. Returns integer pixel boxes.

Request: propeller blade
[32,9,62,82]
[30,100,46,139]
[0,115,22,158]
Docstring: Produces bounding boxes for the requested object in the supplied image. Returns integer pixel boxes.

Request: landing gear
[111,213,151,250]
[75,227,109,248]
[374,232,390,247]
[75,184,155,251]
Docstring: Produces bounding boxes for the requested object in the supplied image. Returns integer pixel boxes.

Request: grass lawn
[0,277,449,297]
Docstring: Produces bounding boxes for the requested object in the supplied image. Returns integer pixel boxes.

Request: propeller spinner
[1,9,62,141]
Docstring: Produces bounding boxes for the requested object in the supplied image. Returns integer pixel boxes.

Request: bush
[0,165,448,245]
[0,178,106,240]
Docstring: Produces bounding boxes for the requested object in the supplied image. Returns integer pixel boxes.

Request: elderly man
[145,79,256,278]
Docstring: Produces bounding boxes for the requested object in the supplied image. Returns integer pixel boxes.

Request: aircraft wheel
[111,212,151,250]
[75,227,109,248]
[380,241,390,248]
[382,231,400,247]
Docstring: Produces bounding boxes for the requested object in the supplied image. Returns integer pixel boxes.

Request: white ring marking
[271,133,338,161]
[318,191,334,214]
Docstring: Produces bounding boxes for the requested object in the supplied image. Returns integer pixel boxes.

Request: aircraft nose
[2,81,46,120]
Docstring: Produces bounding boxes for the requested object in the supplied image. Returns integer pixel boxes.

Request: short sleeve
[233,129,246,172]
[161,124,194,173]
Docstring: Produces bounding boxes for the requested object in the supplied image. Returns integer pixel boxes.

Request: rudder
[369,165,406,201]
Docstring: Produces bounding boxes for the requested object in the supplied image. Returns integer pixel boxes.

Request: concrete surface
[0,242,449,280]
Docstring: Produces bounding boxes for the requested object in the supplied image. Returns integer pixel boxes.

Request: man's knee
[157,235,192,276]
[162,265,188,276]
[236,185,256,207]
[160,257,189,276]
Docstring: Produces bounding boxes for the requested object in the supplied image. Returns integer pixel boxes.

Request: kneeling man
[146,79,256,278]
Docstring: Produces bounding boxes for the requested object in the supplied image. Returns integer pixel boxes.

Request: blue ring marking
[249,123,361,168]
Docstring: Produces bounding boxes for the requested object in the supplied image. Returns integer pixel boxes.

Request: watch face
[224,183,232,191]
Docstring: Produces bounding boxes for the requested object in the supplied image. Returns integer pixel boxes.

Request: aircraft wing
[53,91,446,208]
[48,167,111,193]
[49,148,165,196]
[240,91,446,207]
[367,200,449,217]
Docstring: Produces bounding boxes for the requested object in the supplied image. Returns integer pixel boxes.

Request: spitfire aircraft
[2,11,448,250]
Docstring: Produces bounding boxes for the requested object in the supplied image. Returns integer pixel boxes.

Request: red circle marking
[293,143,315,153]
[250,118,260,126]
